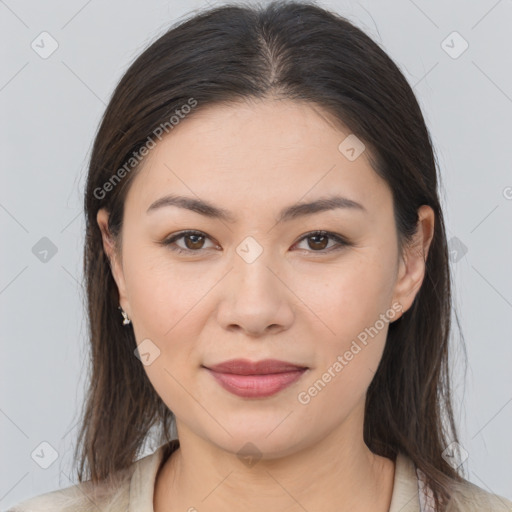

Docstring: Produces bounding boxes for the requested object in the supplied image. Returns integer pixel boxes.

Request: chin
[203,423,309,462]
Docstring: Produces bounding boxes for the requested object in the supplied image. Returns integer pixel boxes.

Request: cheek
[298,293,390,421]
[298,252,395,390]
[122,242,208,377]
[124,256,200,415]
[122,241,203,337]
[297,250,395,334]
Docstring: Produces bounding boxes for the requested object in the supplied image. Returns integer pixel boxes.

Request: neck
[154,404,395,512]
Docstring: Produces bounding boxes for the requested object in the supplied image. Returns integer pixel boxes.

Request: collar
[390,452,422,512]
[129,443,421,512]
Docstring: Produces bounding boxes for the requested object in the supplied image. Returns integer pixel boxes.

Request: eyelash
[159,229,351,255]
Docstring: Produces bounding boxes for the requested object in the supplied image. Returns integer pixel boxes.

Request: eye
[160,230,218,254]
[293,230,350,253]
[160,229,351,255]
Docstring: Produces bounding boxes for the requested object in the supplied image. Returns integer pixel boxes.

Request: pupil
[310,235,327,250]
[186,234,203,249]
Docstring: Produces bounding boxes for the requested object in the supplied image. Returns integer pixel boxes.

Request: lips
[205,358,307,375]
[203,359,308,398]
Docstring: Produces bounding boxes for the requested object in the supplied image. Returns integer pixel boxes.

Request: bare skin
[97,98,434,512]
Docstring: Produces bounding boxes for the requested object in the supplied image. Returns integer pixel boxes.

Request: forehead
[124,99,391,219]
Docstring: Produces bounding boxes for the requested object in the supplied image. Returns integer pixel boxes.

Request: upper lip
[204,359,308,375]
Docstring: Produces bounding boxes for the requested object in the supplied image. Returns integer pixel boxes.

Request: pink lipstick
[204,359,308,398]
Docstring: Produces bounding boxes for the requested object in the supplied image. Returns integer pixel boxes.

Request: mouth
[203,359,309,398]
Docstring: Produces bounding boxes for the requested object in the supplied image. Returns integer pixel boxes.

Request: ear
[96,208,130,316]
[391,205,435,318]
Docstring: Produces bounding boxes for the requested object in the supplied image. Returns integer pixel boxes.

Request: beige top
[7,441,512,511]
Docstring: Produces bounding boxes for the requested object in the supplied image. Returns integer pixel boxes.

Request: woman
[8,1,511,511]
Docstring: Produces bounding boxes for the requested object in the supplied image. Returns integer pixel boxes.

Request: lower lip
[206,368,307,398]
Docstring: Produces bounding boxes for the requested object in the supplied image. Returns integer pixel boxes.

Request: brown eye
[306,233,330,250]
[161,230,217,254]
[161,229,350,256]
[182,233,206,250]
[294,231,350,253]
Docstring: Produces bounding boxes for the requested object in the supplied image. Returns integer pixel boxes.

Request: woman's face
[98,98,432,458]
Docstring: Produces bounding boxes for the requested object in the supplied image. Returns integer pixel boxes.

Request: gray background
[1,0,511,508]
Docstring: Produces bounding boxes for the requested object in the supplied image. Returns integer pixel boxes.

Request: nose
[215,249,295,337]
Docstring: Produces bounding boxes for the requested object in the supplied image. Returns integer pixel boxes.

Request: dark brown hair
[76,1,468,509]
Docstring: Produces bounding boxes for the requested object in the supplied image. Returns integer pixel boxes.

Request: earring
[118,305,131,325]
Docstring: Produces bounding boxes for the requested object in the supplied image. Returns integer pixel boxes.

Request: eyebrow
[146,193,367,223]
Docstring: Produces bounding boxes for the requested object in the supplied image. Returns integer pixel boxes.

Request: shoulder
[444,478,512,511]
[5,457,140,512]
[7,441,176,512]
[5,482,108,512]
[5,477,132,512]
[398,452,511,512]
